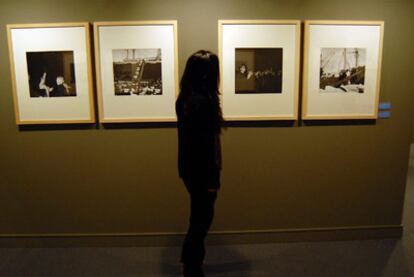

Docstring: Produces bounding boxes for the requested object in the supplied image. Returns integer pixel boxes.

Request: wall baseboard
[0,225,403,248]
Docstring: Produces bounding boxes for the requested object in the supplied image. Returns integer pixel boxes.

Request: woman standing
[176,50,223,276]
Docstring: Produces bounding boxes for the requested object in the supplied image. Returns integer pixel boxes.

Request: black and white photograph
[319,48,366,93]
[26,51,76,98]
[112,48,162,96]
[8,23,95,124]
[235,48,283,94]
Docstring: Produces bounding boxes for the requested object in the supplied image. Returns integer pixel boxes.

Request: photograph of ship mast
[319,48,366,93]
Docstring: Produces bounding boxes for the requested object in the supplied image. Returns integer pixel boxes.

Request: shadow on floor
[160,243,252,276]
[167,239,410,276]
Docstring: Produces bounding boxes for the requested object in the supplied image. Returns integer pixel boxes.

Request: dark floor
[1,146,413,276]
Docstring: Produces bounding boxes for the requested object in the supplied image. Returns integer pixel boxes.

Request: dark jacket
[50,84,67,97]
[176,92,221,190]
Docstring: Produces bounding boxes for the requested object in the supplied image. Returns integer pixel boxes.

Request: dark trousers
[181,178,218,266]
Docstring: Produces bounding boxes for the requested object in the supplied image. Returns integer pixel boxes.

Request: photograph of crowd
[319,48,366,93]
[26,51,76,98]
[235,48,283,94]
[112,48,162,96]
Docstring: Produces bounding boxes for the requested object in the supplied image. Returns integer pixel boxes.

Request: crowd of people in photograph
[114,59,162,96]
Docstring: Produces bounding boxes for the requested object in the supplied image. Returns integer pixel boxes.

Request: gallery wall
[0,0,413,239]
[412,116,414,142]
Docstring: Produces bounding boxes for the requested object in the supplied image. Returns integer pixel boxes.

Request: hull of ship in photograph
[319,48,366,93]
[235,48,283,94]
[26,51,77,98]
[112,48,162,96]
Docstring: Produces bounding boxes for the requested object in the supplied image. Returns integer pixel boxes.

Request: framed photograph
[7,23,95,124]
[302,20,384,119]
[219,20,301,120]
[94,21,179,123]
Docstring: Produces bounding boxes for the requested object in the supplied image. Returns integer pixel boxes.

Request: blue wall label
[379,102,392,110]
[378,111,391,119]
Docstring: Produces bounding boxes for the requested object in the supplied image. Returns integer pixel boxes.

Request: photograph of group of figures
[7,20,383,124]
[235,48,283,94]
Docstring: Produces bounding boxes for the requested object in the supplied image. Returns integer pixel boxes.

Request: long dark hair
[177,50,223,133]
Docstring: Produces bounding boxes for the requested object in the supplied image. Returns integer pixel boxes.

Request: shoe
[182,263,205,277]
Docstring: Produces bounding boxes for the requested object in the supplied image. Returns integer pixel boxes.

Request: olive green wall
[0,0,413,237]
[412,115,414,142]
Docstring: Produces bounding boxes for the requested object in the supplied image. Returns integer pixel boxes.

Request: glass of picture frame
[94,21,179,123]
[7,22,95,124]
[218,20,301,121]
[302,20,384,120]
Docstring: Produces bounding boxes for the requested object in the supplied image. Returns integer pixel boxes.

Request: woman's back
[176,50,223,276]
[176,91,219,190]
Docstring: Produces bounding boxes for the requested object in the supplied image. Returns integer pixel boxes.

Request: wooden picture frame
[7,22,95,125]
[302,20,384,120]
[218,20,301,121]
[94,21,179,123]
